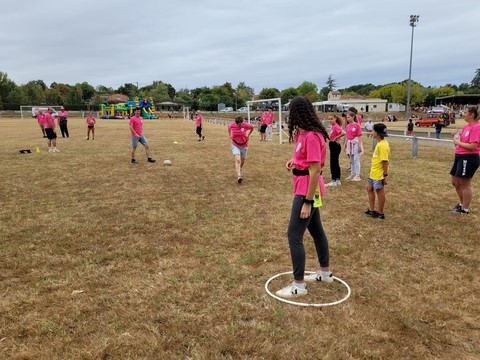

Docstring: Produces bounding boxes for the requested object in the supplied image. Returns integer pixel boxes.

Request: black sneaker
[147,158,156,163]
[372,212,385,219]
[237,177,243,184]
[364,209,377,216]
[451,208,469,215]
[131,159,138,164]
[451,203,462,211]
[202,136,205,140]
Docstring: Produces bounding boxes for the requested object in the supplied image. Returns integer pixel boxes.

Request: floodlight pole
[406,15,419,121]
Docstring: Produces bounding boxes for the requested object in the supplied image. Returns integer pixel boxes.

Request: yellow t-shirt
[370,139,390,180]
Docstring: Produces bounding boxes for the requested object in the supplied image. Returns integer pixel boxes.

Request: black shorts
[88,125,94,129]
[450,153,480,178]
[260,124,267,133]
[45,128,57,140]
[196,126,202,135]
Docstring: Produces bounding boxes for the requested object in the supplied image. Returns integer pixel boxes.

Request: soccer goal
[246,98,287,144]
[20,105,63,119]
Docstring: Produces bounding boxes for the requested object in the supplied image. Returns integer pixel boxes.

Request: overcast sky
[1,0,478,93]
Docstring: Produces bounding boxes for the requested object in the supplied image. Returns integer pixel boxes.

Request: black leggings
[288,195,330,281]
[60,121,69,138]
[196,126,202,137]
[329,141,341,181]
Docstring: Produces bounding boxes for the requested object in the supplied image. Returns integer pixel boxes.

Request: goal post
[20,105,62,119]
[246,97,286,144]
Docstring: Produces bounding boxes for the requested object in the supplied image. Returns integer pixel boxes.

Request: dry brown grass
[0,116,479,360]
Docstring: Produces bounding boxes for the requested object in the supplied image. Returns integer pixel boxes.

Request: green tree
[174,89,193,105]
[258,87,280,100]
[431,86,456,98]
[0,71,17,105]
[471,68,480,88]
[76,82,95,102]
[297,81,318,97]
[116,83,138,99]
[199,93,220,111]
[280,87,298,104]
[95,85,114,94]
[6,87,28,104]
[24,81,46,104]
[325,74,337,91]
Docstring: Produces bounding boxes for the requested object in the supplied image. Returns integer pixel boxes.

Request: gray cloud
[1,0,479,92]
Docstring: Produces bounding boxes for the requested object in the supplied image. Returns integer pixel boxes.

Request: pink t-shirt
[292,131,326,196]
[356,114,363,125]
[260,112,267,125]
[266,111,274,125]
[330,123,343,142]
[86,116,96,126]
[229,122,254,148]
[455,121,480,155]
[129,116,143,137]
[37,113,45,126]
[43,113,56,129]
[58,110,68,119]
[346,123,362,140]
[195,114,203,127]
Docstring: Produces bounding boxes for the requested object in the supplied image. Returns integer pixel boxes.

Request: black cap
[373,123,388,137]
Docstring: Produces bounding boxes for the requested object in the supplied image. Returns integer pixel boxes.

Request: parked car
[415,112,450,127]
[220,107,233,112]
[237,107,249,112]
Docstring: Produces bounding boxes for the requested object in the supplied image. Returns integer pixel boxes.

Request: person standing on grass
[325,114,345,187]
[406,118,414,140]
[86,112,96,140]
[266,107,274,141]
[450,106,480,215]
[364,119,374,137]
[228,116,254,184]
[58,106,69,138]
[36,109,46,138]
[195,111,205,141]
[276,96,333,299]
[345,111,364,181]
[259,110,267,142]
[435,120,443,139]
[129,107,156,164]
[44,108,60,152]
[365,123,390,219]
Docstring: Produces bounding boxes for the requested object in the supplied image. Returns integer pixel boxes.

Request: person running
[228,116,254,184]
[129,107,156,164]
[44,108,60,152]
[276,96,333,299]
[345,111,364,181]
[325,114,346,187]
[195,111,205,141]
[86,112,96,140]
[58,106,69,138]
[450,106,480,214]
[36,109,46,138]
[365,123,390,219]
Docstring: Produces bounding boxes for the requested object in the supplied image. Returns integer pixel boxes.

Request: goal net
[246,98,286,144]
[20,106,63,119]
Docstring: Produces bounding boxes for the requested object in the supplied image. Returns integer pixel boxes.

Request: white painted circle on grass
[265,271,351,307]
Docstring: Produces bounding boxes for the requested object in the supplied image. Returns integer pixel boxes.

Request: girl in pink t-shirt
[345,111,364,181]
[275,96,333,300]
[450,106,480,214]
[36,109,46,138]
[326,114,346,187]
[195,112,204,141]
[86,113,96,140]
[228,116,254,183]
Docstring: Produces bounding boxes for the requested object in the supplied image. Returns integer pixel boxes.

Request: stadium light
[406,15,419,120]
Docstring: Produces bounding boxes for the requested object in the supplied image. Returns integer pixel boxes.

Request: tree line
[1,69,479,111]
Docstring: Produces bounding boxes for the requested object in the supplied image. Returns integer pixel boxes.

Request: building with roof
[313,91,387,113]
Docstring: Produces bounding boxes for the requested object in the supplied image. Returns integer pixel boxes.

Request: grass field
[0,117,479,359]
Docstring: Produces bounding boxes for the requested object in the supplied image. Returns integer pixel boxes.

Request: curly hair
[288,96,329,143]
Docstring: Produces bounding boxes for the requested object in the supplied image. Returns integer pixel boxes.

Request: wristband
[302,197,314,205]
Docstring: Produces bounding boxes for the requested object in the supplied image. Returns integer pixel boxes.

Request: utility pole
[406,15,419,121]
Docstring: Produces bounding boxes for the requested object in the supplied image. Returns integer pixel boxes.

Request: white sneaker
[325,181,337,187]
[351,176,361,182]
[275,282,308,299]
[48,148,53,153]
[336,180,342,186]
[304,272,334,283]
[345,174,354,180]
[53,148,60,152]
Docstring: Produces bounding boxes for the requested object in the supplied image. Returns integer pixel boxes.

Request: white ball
[163,160,172,166]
